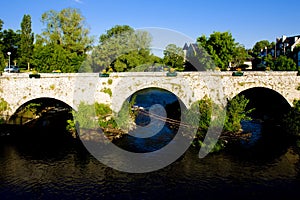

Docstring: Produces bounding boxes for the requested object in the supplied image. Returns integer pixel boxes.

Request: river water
[1,89,300,199]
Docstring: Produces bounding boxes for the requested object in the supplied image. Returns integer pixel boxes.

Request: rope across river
[136,108,196,129]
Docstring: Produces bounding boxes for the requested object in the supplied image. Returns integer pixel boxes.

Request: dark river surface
[1,89,300,199]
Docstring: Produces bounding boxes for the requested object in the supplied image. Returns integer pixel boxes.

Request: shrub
[283,100,300,137]
[224,95,253,132]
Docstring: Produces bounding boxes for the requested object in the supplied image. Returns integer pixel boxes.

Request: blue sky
[1,0,300,49]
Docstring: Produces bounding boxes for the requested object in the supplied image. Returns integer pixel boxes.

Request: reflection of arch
[234,87,291,121]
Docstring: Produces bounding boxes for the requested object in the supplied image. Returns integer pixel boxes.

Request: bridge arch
[111,77,195,113]
[224,73,297,107]
[233,87,291,121]
[128,86,185,110]
[10,97,75,118]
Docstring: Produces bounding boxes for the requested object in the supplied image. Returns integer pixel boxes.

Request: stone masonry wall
[0,71,299,117]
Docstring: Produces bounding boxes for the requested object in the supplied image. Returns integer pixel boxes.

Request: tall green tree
[232,44,250,67]
[91,25,154,72]
[197,31,244,70]
[1,29,20,66]
[33,8,93,72]
[184,43,215,71]
[99,25,134,44]
[112,48,161,72]
[163,44,184,71]
[19,14,34,69]
[0,19,5,69]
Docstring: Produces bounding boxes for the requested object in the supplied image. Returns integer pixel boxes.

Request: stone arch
[116,85,187,113]
[233,87,291,121]
[111,77,195,113]
[226,79,295,107]
[10,97,75,118]
[230,85,289,102]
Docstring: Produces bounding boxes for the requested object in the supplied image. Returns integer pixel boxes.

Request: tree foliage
[232,44,251,67]
[272,55,297,71]
[224,95,253,132]
[184,44,215,71]
[185,95,252,152]
[33,8,93,72]
[0,98,10,123]
[197,31,248,70]
[19,14,34,68]
[0,29,20,67]
[252,40,272,57]
[283,100,300,137]
[90,25,157,72]
[163,44,184,71]
[0,19,4,69]
[99,25,134,44]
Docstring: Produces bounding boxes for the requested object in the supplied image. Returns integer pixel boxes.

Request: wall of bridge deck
[0,71,299,117]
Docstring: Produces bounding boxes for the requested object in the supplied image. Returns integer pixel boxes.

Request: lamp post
[7,52,11,73]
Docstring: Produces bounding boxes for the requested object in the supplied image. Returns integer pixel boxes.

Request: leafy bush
[186,95,253,151]
[271,55,297,71]
[283,100,300,137]
[0,98,10,123]
[224,95,253,132]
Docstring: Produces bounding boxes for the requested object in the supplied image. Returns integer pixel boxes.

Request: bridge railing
[0,71,298,79]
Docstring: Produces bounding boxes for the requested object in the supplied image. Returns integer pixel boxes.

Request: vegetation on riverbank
[0,98,10,124]
[185,95,254,152]
[283,100,300,137]
[68,98,137,140]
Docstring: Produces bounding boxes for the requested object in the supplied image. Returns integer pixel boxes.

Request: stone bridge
[0,71,299,117]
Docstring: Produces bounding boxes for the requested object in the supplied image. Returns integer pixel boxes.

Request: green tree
[99,25,134,44]
[224,95,253,132]
[184,44,215,71]
[112,48,161,72]
[232,44,250,67]
[33,43,80,72]
[163,44,184,71]
[283,100,300,137]
[271,55,297,71]
[1,29,20,66]
[251,40,276,70]
[0,19,5,69]
[19,14,34,69]
[264,54,275,69]
[33,8,93,72]
[252,40,270,57]
[197,32,242,70]
[91,25,154,72]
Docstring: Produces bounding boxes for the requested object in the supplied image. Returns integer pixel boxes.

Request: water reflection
[1,129,300,199]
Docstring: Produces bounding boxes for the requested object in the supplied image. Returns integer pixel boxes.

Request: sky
[1,0,300,50]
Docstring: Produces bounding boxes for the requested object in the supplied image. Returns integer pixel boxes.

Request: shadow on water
[226,120,294,163]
